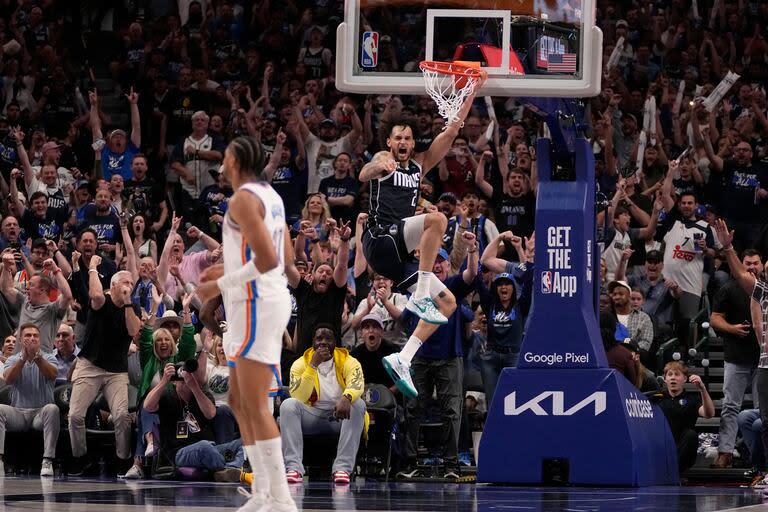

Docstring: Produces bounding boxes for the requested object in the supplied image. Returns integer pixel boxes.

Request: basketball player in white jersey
[197,136,297,512]
[359,75,485,397]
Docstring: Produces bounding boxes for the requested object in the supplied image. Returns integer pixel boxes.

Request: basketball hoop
[420,61,485,127]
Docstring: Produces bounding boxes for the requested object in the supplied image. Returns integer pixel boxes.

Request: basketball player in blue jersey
[359,82,484,398]
[197,136,297,512]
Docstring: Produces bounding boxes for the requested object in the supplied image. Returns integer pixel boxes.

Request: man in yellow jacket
[280,324,366,485]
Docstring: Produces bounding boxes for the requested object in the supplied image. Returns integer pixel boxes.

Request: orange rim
[419,60,484,79]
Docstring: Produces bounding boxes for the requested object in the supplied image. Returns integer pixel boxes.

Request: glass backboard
[336,0,603,97]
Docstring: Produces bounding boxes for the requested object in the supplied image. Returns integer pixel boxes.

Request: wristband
[340,236,350,242]
[217,262,261,290]
[88,268,99,273]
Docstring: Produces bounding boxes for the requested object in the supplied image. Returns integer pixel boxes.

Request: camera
[169,359,199,381]
[619,161,637,179]
[595,191,611,213]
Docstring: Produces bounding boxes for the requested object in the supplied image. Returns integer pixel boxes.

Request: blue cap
[437,248,449,261]
[494,272,515,283]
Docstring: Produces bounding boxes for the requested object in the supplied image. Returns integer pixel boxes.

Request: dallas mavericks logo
[541,271,553,294]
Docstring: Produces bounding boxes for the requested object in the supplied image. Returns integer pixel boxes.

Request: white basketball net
[421,67,480,127]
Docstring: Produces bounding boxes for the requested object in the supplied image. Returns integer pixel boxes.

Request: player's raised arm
[359,151,397,182]
[418,73,486,171]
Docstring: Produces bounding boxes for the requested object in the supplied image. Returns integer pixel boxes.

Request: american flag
[547,53,577,73]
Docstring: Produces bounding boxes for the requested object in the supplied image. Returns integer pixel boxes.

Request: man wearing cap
[709,249,762,468]
[299,25,333,79]
[618,249,680,342]
[294,101,362,194]
[397,239,478,480]
[608,280,654,359]
[614,20,635,69]
[350,314,397,391]
[88,88,141,182]
[607,91,639,170]
[318,152,358,224]
[19,139,69,219]
[351,273,408,347]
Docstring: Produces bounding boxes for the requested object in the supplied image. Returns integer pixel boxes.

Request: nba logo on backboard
[541,271,552,294]
[361,31,379,68]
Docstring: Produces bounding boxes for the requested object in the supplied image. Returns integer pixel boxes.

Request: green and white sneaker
[383,354,418,398]
[406,296,448,325]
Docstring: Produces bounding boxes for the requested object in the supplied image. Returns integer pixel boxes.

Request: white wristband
[216,262,261,290]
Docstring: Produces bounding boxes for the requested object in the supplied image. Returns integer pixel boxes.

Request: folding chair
[359,383,397,479]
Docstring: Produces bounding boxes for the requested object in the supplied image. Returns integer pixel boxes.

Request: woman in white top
[129,214,158,263]
[205,335,238,443]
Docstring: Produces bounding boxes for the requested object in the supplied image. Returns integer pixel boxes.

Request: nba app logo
[541,271,553,294]
[361,31,379,68]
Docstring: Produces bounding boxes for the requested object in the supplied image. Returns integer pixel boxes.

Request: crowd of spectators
[0,0,765,484]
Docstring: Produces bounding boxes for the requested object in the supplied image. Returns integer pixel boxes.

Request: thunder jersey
[222,181,287,303]
[368,159,421,228]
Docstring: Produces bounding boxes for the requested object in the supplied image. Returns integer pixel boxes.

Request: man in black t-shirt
[68,261,141,476]
[657,361,715,472]
[143,362,244,477]
[164,67,208,146]
[710,249,762,468]
[199,171,233,240]
[288,260,349,356]
[350,314,397,392]
[319,152,358,224]
[702,132,768,252]
[476,167,536,238]
[79,188,121,255]
[124,154,169,233]
[264,130,304,226]
[14,188,69,242]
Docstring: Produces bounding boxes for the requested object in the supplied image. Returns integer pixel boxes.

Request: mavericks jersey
[368,159,421,227]
[222,181,288,303]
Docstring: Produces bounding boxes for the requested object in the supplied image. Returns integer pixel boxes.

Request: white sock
[256,437,292,504]
[414,271,431,300]
[399,335,423,365]
[245,445,268,496]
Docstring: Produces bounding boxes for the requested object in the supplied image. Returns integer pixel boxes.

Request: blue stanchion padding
[518,137,605,369]
[477,368,679,486]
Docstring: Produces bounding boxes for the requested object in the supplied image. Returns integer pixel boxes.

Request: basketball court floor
[0,477,765,511]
